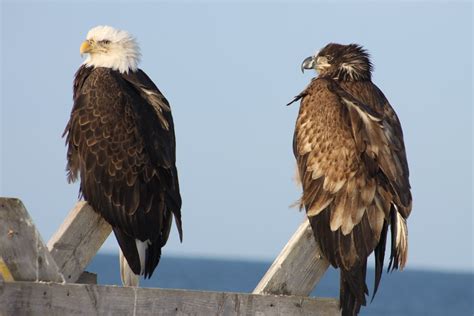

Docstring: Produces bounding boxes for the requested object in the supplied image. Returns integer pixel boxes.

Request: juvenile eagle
[63,26,182,286]
[290,43,412,315]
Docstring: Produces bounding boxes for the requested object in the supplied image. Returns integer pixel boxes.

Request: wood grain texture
[0,258,14,282]
[76,271,98,285]
[47,201,112,283]
[0,281,339,316]
[253,219,330,296]
[0,198,64,283]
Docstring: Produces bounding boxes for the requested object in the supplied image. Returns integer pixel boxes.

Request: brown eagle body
[292,44,412,315]
[64,26,182,285]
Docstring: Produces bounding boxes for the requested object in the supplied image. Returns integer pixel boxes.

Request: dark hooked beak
[301,56,315,73]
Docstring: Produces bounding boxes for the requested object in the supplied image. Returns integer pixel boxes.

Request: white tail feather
[120,249,139,287]
[395,212,408,269]
[135,239,151,275]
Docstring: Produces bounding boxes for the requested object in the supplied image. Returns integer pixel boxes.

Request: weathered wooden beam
[76,271,98,285]
[0,198,64,283]
[0,258,14,282]
[0,281,339,316]
[47,201,112,283]
[253,218,330,296]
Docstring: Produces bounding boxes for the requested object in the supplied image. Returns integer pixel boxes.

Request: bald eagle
[63,26,182,286]
[290,43,412,315]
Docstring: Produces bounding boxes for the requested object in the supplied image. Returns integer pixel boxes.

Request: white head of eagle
[80,25,141,74]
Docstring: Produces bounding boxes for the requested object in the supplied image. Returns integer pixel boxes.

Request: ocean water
[88,254,473,315]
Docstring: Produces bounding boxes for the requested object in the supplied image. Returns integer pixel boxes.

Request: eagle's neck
[333,57,372,81]
[84,45,140,74]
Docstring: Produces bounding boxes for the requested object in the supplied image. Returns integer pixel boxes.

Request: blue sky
[1,1,472,272]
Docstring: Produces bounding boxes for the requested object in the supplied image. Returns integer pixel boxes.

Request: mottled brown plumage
[292,43,412,315]
[64,65,182,279]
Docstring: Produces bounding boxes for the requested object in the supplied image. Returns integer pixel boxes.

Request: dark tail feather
[340,263,368,316]
[388,205,398,272]
[372,220,389,302]
[113,228,141,275]
[144,241,161,279]
[114,227,163,279]
[173,211,183,243]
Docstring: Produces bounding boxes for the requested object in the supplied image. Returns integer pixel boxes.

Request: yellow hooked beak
[80,40,92,54]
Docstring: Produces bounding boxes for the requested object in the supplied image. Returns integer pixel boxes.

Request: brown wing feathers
[64,66,181,277]
[294,77,411,315]
[124,70,183,241]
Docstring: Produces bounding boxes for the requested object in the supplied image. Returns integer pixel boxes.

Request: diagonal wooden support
[0,198,107,284]
[0,198,64,283]
[253,218,330,296]
[0,197,339,315]
[47,201,112,283]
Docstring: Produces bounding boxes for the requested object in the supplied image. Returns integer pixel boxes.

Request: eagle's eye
[326,55,334,62]
[100,40,111,45]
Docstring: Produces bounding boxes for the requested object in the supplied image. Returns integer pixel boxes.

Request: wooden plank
[0,198,64,282]
[0,258,14,282]
[76,271,97,284]
[0,281,340,316]
[47,201,112,283]
[253,218,330,296]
